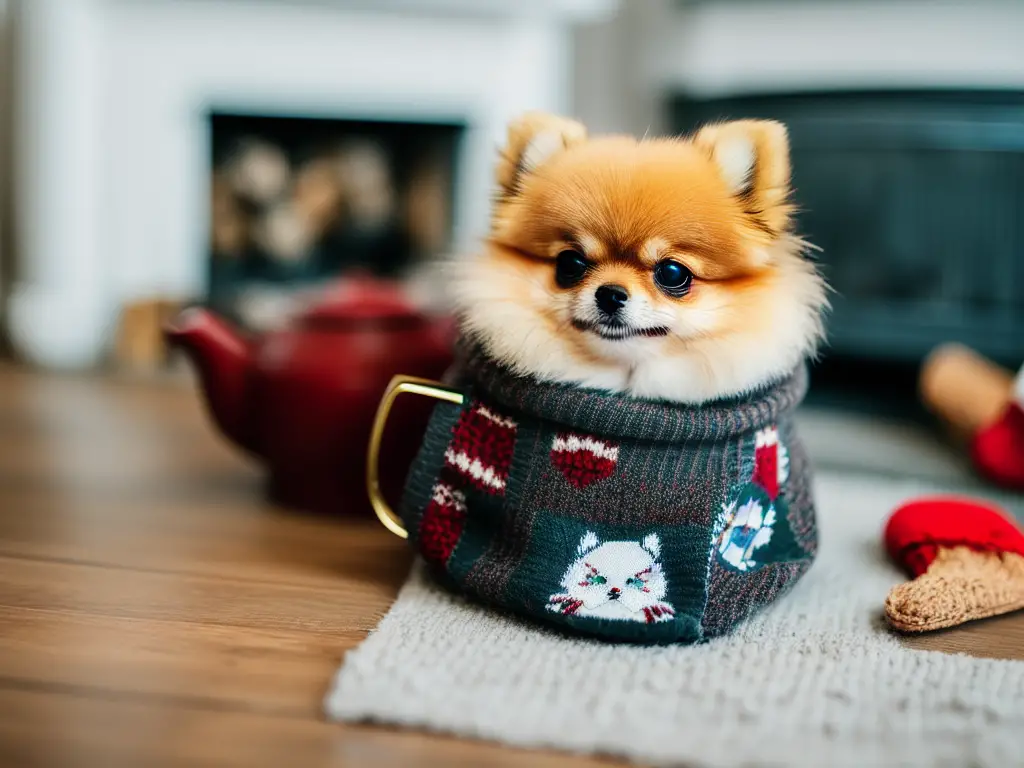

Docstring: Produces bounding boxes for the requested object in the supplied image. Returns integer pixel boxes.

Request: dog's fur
[451,112,828,404]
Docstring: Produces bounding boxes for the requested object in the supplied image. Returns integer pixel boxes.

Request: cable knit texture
[325,472,1024,767]
[398,339,815,642]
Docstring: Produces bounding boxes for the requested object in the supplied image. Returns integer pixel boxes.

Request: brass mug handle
[366,374,465,539]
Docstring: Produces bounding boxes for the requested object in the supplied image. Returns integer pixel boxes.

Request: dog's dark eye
[654,260,693,295]
[555,250,590,288]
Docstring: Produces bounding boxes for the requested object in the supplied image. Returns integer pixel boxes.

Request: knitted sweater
[400,341,817,644]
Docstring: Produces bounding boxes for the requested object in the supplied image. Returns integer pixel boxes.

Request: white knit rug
[325,472,1024,767]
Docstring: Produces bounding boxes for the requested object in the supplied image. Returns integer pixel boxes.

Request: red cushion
[884,496,1024,577]
[972,402,1024,490]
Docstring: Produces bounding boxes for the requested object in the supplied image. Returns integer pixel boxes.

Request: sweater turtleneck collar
[454,337,808,444]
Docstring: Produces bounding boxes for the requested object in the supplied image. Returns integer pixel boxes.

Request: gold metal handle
[366,374,465,539]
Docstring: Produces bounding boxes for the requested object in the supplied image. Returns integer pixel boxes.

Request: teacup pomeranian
[450,112,828,404]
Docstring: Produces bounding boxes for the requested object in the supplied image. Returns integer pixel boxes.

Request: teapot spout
[165,307,259,456]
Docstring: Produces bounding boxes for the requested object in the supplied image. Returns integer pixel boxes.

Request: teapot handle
[366,375,465,539]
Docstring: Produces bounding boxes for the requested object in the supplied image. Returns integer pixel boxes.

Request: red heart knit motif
[550,433,619,489]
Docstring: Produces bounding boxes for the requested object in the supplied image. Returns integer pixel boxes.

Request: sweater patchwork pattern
[399,346,817,644]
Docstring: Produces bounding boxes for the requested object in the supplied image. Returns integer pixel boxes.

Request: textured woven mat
[325,472,1024,767]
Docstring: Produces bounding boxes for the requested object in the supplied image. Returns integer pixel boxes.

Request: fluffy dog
[450,112,827,404]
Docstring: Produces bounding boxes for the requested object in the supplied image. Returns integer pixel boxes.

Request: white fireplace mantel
[9,0,615,368]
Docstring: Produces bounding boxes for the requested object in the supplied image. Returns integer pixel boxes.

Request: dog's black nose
[595,284,629,316]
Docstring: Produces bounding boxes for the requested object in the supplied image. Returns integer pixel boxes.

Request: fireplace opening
[207,112,464,328]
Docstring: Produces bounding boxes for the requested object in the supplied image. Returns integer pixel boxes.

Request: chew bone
[885,546,1024,633]
[883,496,1024,633]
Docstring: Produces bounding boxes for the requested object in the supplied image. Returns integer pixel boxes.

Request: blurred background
[0,0,1022,479]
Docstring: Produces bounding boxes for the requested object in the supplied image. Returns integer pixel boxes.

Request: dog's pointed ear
[496,111,587,197]
[577,530,600,555]
[641,533,661,559]
[694,119,793,235]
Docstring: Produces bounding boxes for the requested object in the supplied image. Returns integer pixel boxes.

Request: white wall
[656,0,1024,96]
[571,0,670,137]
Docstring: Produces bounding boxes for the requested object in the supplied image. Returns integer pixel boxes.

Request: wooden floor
[0,364,1020,767]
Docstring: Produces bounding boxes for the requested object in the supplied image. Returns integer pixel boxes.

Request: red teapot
[165,275,455,515]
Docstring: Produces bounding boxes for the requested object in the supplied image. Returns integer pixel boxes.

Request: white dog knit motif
[547,532,676,623]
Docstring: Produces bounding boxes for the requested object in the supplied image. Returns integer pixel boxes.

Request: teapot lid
[297,274,426,328]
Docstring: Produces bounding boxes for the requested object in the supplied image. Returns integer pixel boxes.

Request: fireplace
[207,113,463,328]
[7,0,615,368]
